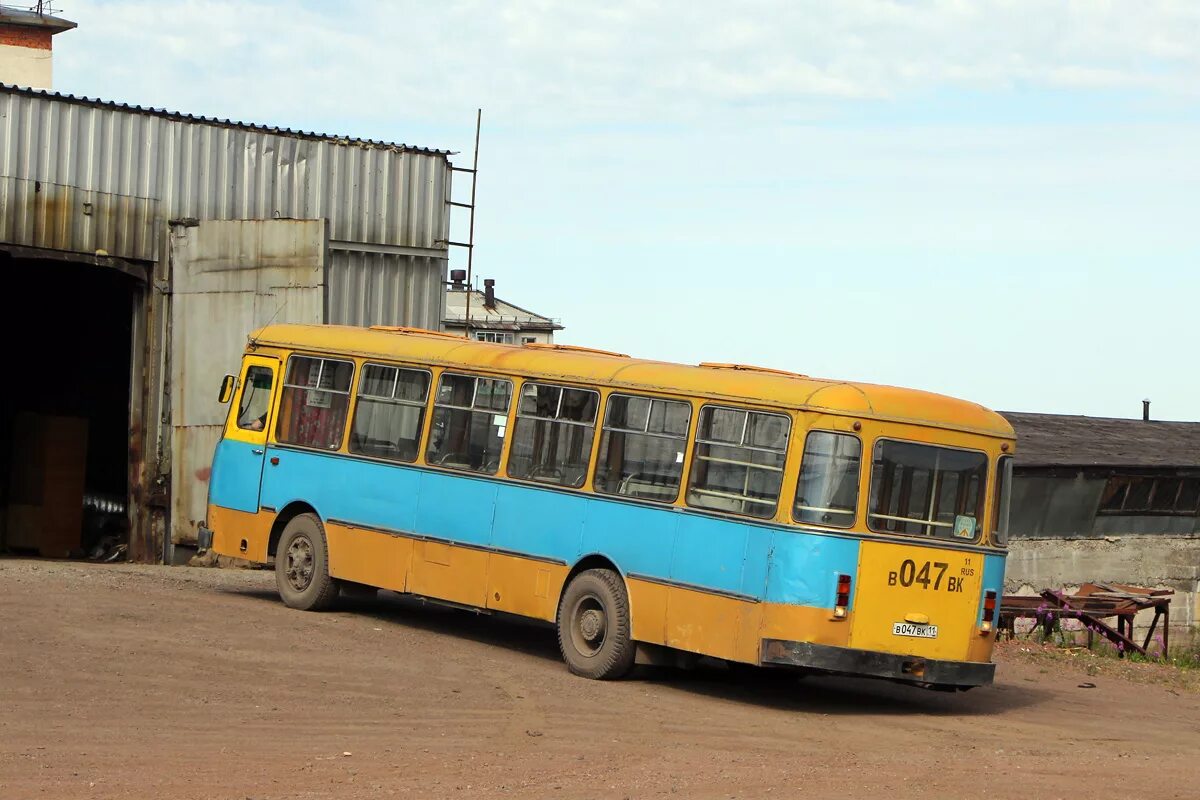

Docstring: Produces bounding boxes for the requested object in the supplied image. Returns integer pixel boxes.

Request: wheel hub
[285,535,315,591]
[580,608,604,641]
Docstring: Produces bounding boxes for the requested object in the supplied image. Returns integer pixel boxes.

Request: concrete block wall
[1005,535,1200,635]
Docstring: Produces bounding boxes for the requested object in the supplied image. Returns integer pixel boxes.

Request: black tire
[556,568,636,680]
[274,513,339,611]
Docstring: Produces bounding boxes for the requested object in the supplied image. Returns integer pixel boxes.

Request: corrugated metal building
[0,83,454,563]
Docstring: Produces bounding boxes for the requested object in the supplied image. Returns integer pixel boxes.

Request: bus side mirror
[218,374,237,404]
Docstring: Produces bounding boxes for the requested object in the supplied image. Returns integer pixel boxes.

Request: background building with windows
[1001,411,1200,631]
[442,278,562,345]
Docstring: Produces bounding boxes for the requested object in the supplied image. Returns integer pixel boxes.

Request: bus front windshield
[867,440,987,541]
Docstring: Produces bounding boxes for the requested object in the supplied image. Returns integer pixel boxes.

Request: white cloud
[54,0,1200,129]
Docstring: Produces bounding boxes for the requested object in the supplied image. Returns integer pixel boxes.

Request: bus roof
[250,324,1015,439]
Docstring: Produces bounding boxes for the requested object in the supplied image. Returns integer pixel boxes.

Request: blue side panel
[978,553,1007,623]
[416,472,497,546]
[249,447,885,608]
[740,526,773,599]
[259,447,422,534]
[672,514,748,595]
[492,483,583,559]
[579,499,679,578]
[210,439,267,513]
[765,532,861,608]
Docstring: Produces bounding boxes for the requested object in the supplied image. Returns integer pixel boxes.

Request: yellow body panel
[850,540,985,661]
[485,553,568,621]
[626,579,670,644]
[209,505,271,562]
[326,523,411,593]
[760,603,853,650]
[665,587,747,662]
[408,540,490,608]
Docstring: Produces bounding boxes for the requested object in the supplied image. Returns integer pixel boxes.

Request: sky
[53,1,1200,419]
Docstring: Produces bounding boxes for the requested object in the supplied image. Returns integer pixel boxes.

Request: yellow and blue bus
[203,324,1014,690]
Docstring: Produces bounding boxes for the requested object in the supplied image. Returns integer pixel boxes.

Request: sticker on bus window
[493,414,506,425]
[675,452,683,463]
[953,515,976,539]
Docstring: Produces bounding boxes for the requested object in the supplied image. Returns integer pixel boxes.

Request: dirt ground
[2,559,1198,800]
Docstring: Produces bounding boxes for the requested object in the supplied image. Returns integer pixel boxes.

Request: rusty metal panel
[0,177,158,260]
[0,84,451,253]
[168,219,327,546]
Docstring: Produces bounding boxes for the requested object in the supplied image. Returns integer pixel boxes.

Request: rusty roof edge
[0,83,454,156]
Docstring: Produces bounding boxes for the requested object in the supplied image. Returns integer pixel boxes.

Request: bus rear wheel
[556,568,636,680]
[275,513,339,611]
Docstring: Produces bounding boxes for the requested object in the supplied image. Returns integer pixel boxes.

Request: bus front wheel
[556,569,636,680]
[275,513,340,611]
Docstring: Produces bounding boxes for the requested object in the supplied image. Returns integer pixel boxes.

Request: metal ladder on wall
[444,110,482,335]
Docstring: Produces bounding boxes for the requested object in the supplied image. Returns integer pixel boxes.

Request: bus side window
[792,431,861,528]
[507,383,599,488]
[276,356,354,450]
[349,363,430,463]
[686,406,790,519]
[236,366,275,432]
[992,454,1013,545]
[426,373,512,474]
[594,393,691,502]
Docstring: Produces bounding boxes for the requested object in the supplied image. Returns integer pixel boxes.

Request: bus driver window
[236,366,275,431]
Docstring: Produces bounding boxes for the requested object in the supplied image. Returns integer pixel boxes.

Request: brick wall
[0,24,53,51]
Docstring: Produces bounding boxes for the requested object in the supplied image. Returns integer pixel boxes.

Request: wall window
[868,440,988,540]
[276,356,354,450]
[474,331,514,344]
[595,394,691,503]
[1098,475,1200,515]
[793,431,861,527]
[521,336,537,345]
[686,406,790,519]
[426,373,512,474]
[349,363,430,462]
[508,383,599,488]
[236,366,274,432]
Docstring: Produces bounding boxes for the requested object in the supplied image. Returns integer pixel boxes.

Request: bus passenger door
[210,355,280,514]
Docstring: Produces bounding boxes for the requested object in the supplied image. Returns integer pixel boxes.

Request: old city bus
[203,324,1014,690]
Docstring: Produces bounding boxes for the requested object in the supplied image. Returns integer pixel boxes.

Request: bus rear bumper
[761,639,995,689]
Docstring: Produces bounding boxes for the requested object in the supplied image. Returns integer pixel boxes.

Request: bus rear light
[980,590,997,633]
[833,574,851,619]
[982,591,997,622]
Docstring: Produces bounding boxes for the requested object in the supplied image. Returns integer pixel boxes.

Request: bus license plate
[892,622,938,639]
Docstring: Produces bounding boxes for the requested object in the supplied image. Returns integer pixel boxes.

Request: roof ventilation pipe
[1143,399,1151,421]
[483,278,496,310]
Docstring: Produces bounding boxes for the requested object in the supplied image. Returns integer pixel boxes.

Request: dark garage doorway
[0,255,141,560]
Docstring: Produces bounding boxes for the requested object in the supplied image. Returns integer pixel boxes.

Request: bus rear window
[867,440,987,540]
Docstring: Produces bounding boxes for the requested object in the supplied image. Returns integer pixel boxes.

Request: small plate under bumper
[761,638,995,688]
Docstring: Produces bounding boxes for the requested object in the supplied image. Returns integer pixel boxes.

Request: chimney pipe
[449,269,466,289]
[483,278,496,310]
[1143,399,1151,422]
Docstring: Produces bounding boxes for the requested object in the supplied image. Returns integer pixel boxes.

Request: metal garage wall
[0,83,454,560]
[168,219,327,546]
[0,84,452,313]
